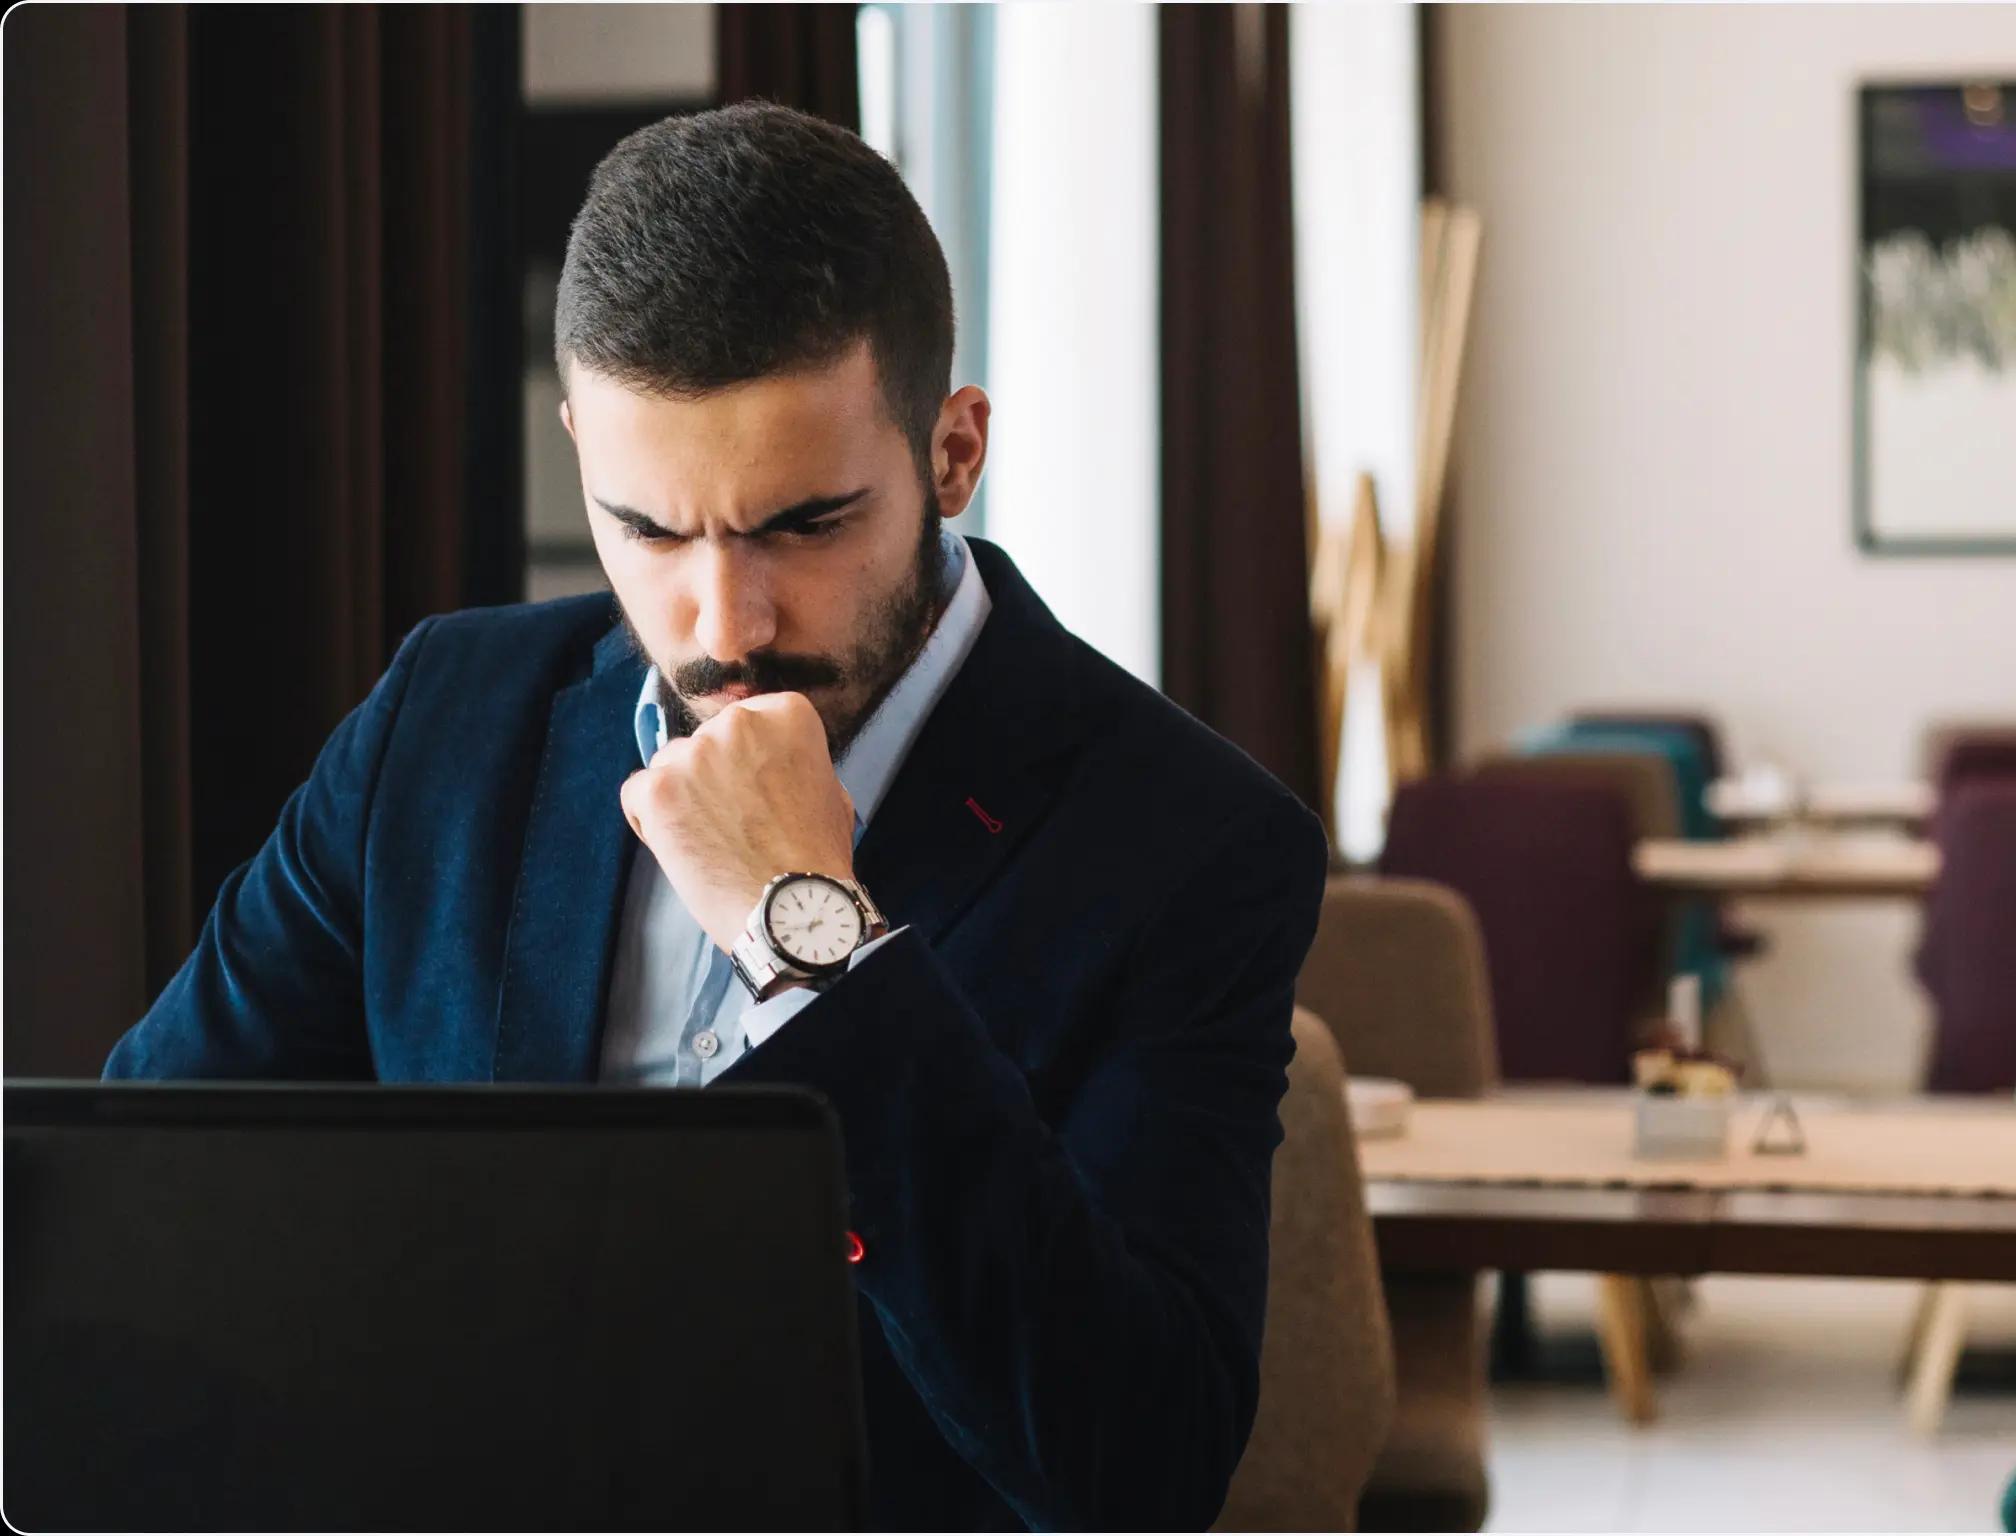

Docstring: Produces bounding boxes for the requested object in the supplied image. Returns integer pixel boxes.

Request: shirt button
[693,1030,720,1060]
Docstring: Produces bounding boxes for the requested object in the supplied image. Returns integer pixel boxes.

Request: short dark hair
[555,102,954,467]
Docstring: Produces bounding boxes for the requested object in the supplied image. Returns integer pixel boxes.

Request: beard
[619,493,946,762]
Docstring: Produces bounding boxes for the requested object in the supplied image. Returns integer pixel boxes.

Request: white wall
[1440,6,2016,1092]
[1291,4,1419,857]
[985,4,1159,685]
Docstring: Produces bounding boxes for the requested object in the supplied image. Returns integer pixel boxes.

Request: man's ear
[559,397,575,443]
[931,386,990,521]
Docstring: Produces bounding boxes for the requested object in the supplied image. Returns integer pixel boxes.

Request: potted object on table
[1633,976,1740,1160]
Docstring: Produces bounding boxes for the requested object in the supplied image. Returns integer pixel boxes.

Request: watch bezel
[760,873,866,976]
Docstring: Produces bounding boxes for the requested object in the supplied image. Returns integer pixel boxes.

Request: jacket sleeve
[103,619,438,1081]
[718,793,1330,1530]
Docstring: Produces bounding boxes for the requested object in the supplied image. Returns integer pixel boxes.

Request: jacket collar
[849,537,1092,942]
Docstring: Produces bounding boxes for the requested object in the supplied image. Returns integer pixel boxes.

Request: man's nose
[690,540,778,662]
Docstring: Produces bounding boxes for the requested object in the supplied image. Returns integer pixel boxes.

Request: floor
[1484,1274,2016,1532]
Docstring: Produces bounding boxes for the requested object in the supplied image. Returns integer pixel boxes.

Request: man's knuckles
[729,690,822,740]
[620,765,686,826]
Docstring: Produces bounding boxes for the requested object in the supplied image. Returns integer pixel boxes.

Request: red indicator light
[845,1231,865,1264]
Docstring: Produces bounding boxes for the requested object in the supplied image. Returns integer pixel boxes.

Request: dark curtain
[3,4,521,1074]
[716,3,861,131]
[1159,6,1321,813]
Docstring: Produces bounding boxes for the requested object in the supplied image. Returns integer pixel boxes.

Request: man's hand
[620,691,857,954]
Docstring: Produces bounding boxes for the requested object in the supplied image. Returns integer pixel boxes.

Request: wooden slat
[1369,1181,2016,1282]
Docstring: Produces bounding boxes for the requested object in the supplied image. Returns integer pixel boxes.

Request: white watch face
[765,877,865,969]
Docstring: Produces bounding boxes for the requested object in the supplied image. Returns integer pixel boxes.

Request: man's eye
[787,515,848,540]
[624,524,687,545]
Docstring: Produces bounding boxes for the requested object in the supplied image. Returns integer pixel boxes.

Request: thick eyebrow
[591,488,871,539]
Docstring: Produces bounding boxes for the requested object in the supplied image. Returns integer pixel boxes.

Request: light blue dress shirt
[598,528,992,1087]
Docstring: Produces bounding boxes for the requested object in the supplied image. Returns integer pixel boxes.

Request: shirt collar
[631,527,993,840]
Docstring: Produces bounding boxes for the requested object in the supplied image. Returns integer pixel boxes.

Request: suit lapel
[854,539,1092,942]
[492,629,646,1082]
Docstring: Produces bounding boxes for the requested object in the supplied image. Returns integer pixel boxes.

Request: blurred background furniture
[1709,778,1935,830]
[1368,1088,2016,1430]
[1377,778,1679,1417]
[1380,776,1643,1085]
[1366,1096,2016,1277]
[1912,725,2016,1039]
[1899,782,2016,1437]
[1636,837,1940,901]
[1571,711,1730,807]
[1924,722,2016,802]
[1560,710,1764,967]
[1298,877,1493,1530]
[1215,1007,1395,1532]
[1918,783,2016,1096]
[1473,747,1684,1039]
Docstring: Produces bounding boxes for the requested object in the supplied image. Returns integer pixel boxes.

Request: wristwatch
[729,871,889,1002]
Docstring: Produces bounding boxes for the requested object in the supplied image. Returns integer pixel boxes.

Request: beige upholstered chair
[1297,877,1493,1531]
[1215,1008,1395,1532]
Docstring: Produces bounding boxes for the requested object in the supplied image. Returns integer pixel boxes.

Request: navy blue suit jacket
[107,538,1331,1531]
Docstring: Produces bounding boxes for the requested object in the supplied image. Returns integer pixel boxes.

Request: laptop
[4,1081,867,1531]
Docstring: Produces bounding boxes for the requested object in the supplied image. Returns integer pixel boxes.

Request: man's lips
[690,680,830,704]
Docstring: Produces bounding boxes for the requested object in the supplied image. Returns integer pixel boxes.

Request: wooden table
[1364,1094,2016,1278]
[1633,834,1938,898]
[1706,778,1934,830]
[1365,1093,2016,1423]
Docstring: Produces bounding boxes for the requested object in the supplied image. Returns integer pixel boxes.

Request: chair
[1379,775,1642,1084]
[1921,782,2016,1095]
[1215,1008,1395,1531]
[1903,737,2016,999]
[1473,748,1681,1038]
[1569,709,1768,961]
[1377,778,1669,1423]
[1298,877,1492,1531]
[1532,721,1737,1001]
[1922,722,2016,795]
[1901,784,2016,1435]
[1559,714,1723,837]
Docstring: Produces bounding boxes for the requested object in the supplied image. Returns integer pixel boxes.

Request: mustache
[672,650,844,697]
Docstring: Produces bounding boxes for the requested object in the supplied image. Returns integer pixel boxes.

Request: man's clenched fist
[620,691,857,954]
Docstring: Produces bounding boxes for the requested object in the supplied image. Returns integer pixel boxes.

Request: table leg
[1595,1274,1658,1424]
[1904,1283,1968,1437]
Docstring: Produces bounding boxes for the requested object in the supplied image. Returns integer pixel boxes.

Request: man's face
[562,340,984,757]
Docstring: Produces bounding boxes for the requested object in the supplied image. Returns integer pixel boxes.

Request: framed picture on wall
[1855,81,2016,555]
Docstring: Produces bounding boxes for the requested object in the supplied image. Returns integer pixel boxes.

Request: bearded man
[108,102,1330,1532]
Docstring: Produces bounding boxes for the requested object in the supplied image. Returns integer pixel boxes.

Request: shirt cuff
[740,926,908,1051]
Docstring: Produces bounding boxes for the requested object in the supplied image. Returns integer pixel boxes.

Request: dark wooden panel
[1370,1181,2016,1282]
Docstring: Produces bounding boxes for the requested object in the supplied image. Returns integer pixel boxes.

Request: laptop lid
[4,1082,867,1532]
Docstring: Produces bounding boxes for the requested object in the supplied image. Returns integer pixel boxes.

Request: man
[107,103,1329,1531]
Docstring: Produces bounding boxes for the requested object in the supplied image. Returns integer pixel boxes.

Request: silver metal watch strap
[728,926,793,1001]
[834,875,889,935]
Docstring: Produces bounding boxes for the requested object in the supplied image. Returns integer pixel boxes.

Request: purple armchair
[1380,775,1645,1085]
[1921,782,2016,1094]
